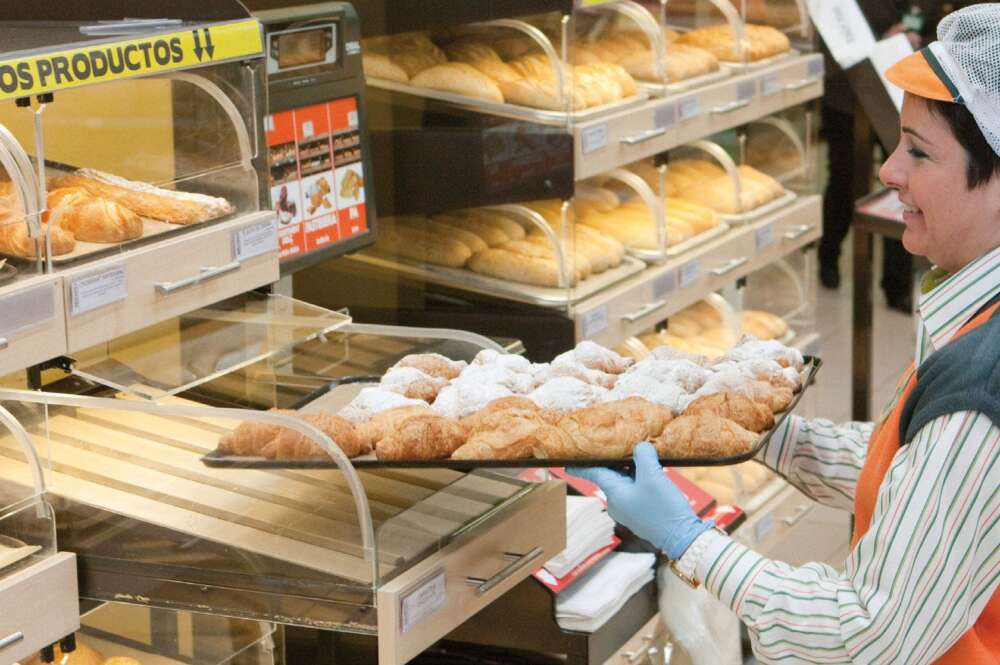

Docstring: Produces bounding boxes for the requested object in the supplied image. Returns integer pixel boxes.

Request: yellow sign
[0,19,263,101]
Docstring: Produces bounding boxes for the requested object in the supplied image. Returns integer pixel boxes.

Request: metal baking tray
[625,222,731,263]
[201,356,821,470]
[635,65,733,95]
[348,252,647,307]
[366,77,649,125]
[719,189,797,225]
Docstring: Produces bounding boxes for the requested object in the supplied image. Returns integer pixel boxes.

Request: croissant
[460,396,559,430]
[262,411,365,459]
[393,353,467,380]
[684,392,774,433]
[652,414,757,458]
[543,397,670,459]
[218,408,297,455]
[354,404,433,449]
[375,414,468,460]
[452,410,567,460]
[0,219,76,257]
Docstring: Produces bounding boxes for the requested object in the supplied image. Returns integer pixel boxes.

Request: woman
[572,6,1000,663]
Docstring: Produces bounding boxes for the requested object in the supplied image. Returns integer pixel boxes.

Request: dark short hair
[925,98,1000,189]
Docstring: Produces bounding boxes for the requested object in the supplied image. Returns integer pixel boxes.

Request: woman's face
[879,93,1000,272]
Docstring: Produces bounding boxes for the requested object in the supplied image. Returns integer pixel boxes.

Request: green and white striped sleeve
[756,415,872,511]
[689,411,1000,664]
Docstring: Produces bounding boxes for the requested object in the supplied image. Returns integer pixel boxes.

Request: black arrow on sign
[202,28,215,59]
[192,29,205,61]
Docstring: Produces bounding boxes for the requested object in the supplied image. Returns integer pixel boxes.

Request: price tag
[761,73,781,97]
[753,513,775,542]
[653,271,677,299]
[581,123,608,155]
[70,263,127,317]
[400,570,446,634]
[582,304,609,339]
[755,223,777,250]
[808,57,825,79]
[679,261,700,288]
[264,115,275,132]
[737,79,756,102]
[678,96,700,122]
[232,218,278,261]
[302,120,315,138]
[654,101,677,129]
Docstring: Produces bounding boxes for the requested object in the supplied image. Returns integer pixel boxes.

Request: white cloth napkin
[556,551,656,632]
[543,496,616,578]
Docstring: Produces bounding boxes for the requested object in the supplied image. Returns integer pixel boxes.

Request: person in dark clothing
[818,1,963,311]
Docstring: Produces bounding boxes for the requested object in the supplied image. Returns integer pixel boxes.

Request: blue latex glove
[568,442,714,560]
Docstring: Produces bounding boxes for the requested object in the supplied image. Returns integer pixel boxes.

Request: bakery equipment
[247,2,377,272]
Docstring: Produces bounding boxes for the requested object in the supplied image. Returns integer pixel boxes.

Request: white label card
[679,261,700,288]
[400,570,446,634]
[581,123,608,154]
[582,305,609,339]
[761,73,781,97]
[737,80,756,102]
[754,513,775,542]
[755,223,777,250]
[302,120,315,138]
[70,264,127,317]
[806,0,876,69]
[653,271,677,299]
[808,57,825,79]
[654,102,677,129]
[678,96,700,122]
[232,218,279,262]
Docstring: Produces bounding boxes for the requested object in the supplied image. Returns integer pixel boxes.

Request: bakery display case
[0,7,280,354]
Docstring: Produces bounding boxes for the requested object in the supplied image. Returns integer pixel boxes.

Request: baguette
[460,208,526,240]
[50,170,232,225]
[443,41,520,83]
[432,213,510,246]
[502,238,591,280]
[467,247,573,287]
[411,62,504,103]
[375,224,472,267]
[397,216,487,253]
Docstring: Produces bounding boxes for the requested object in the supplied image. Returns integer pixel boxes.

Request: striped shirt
[680,245,1000,664]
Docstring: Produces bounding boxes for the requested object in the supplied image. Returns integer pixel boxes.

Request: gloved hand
[568,442,715,560]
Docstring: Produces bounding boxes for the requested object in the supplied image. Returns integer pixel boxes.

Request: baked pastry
[528,376,609,411]
[471,348,533,372]
[379,366,450,402]
[626,358,713,393]
[432,212,511,246]
[606,372,689,414]
[104,658,144,665]
[375,413,468,460]
[460,208,526,240]
[363,32,447,78]
[684,392,774,433]
[713,359,801,390]
[339,169,363,199]
[460,395,560,430]
[219,410,365,459]
[362,52,409,82]
[552,341,633,374]
[536,397,668,459]
[339,387,429,424]
[498,76,584,111]
[535,362,617,389]
[411,62,505,103]
[0,218,76,257]
[50,169,232,225]
[468,247,570,287]
[23,640,104,665]
[653,414,757,458]
[355,404,433,449]
[374,223,472,267]
[394,353,467,380]
[674,24,791,62]
[47,194,143,243]
[432,381,515,419]
[452,409,566,460]
[397,216,488,253]
[456,363,536,394]
[692,372,794,413]
[741,310,788,340]
[720,338,804,370]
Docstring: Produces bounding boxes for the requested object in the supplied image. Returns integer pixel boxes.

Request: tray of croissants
[0,168,234,263]
[202,337,820,470]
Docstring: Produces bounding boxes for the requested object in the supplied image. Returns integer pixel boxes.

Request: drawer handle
[709,256,748,277]
[620,299,666,323]
[465,546,545,596]
[0,632,24,651]
[155,261,241,295]
[620,128,667,146]
[783,224,816,240]
[785,77,820,92]
[783,503,813,527]
[711,98,752,115]
[0,337,8,351]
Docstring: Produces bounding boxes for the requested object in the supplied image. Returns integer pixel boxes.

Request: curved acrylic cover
[633,293,741,358]
[0,61,263,271]
[741,251,815,337]
[743,106,817,192]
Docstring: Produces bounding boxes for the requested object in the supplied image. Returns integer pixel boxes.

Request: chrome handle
[154,261,241,295]
[0,337,8,351]
[620,128,667,146]
[465,546,544,596]
[620,299,666,323]
[0,632,24,650]
[710,256,749,276]
[783,223,816,240]
[711,98,752,115]
[662,641,674,664]
[785,76,820,92]
[783,503,812,527]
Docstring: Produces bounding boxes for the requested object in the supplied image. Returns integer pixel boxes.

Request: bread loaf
[48,195,143,243]
[396,216,487,253]
[431,213,510,246]
[364,32,447,78]
[411,62,504,103]
[467,247,571,287]
[362,52,409,82]
[0,219,76,257]
[460,208,526,240]
[374,223,472,267]
[500,238,591,280]
[443,40,520,82]
[675,24,790,62]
